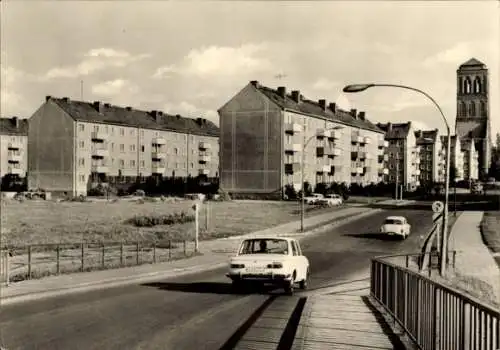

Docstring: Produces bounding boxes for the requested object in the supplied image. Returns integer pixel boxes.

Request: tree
[488,132,500,180]
[449,165,458,184]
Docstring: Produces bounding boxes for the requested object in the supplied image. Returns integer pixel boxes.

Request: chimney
[329,102,337,113]
[11,117,19,129]
[387,122,393,131]
[350,109,357,119]
[358,111,365,120]
[45,95,52,102]
[250,80,259,87]
[202,118,207,124]
[93,101,104,113]
[196,118,203,125]
[125,106,132,111]
[151,110,161,122]
[318,99,327,111]
[291,90,301,103]
[158,111,163,116]
[277,86,286,98]
[104,103,111,108]
[62,97,69,102]
[176,114,181,119]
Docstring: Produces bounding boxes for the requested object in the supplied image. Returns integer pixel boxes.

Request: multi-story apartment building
[218,81,388,198]
[415,129,444,184]
[28,96,219,195]
[376,122,420,191]
[440,135,465,182]
[0,117,29,179]
[461,139,479,182]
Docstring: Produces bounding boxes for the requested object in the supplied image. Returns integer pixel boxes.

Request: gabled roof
[440,135,460,147]
[459,58,486,69]
[48,97,219,137]
[0,117,29,136]
[415,129,439,145]
[252,83,384,133]
[376,122,411,139]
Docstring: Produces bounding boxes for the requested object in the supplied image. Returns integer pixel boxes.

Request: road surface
[0,206,433,350]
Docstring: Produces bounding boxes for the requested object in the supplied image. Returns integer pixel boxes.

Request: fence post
[101,244,105,268]
[453,250,456,268]
[136,242,140,265]
[5,251,10,287]
[184,240,187,256]
[153,243,156,264]
[206,201,209,231]
[169,240,172,260]
[120,243,124,266]
[433,287,440,349]
[56,245,60,275]
[28,245,32,279]
[406,254,409,269]
[81,243,85,272]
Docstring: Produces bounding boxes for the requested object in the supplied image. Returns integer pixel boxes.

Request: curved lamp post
[343,83,451,276]
[300,126,343,232]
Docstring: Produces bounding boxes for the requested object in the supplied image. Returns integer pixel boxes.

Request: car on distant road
[317,194,343,206]
[226,237,310,295]
[304,193,324,204]
[380,216,411,239]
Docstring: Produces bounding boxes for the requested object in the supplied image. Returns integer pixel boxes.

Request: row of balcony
[6,153,22,162]
[90,164,211,176]
[7,142,22,150]
[285,162,389,175]
[90,132,212,150]
[90,148,212,164]
[7,166,23,175]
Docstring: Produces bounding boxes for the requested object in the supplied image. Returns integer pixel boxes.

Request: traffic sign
[432,201,444,213]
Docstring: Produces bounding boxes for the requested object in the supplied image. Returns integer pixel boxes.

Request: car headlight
[230,263,245,269]
[267,262,283,269]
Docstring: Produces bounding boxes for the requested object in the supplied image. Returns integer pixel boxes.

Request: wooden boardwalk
[292,294,398,350]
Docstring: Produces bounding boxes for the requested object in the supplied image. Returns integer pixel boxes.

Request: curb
[0,262,227,306]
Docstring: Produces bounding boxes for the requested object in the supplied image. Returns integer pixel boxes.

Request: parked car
[380,216,411,239]
[226,237,310,295]
[317,194,343,206]
[303,193,324,205]
[471,183,483,194]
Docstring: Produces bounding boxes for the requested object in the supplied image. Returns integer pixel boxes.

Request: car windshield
[239,239,289,255]
[384,219,403,225]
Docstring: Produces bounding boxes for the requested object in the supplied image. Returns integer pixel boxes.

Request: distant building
[28,96,219,195]
[440,135,465,182]
[454,58,491,179]
[415,129,444,184]
[461,138,479,182]
[376,122,420,191]
[0,117,29,179]
[218,81,388,198]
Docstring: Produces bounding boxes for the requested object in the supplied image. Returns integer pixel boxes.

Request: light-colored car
[380,216,411,239]
[304,193,324,205]
[317,194,343,206]
[226,237,310,295]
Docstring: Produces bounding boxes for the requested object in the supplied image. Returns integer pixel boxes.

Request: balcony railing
[378,139,389,148]
[316,165,330,173]
[363,137,371,144]
[316,147,325,157]
[199,142,211,150]
[92,148,109,158]
[152,151,167,160]
[7,142,21,150]
[7,153,22,162]
[7,167,23,175]
[285,123,302,134]
[151,163,166,174]
[199,155,211,163]
[378,168,389,175]
[378,154,388,162]
[152,137,166,146]
[199,168,210,176]
[351,134,364,143]
[328,148,341,157]
[285,143,301,153]
[91,164,109,173]
[91,131,107,141]
[284,162,300,174]
[350,167,363,174]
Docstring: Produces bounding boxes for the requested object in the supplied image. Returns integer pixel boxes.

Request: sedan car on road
[226,237,310,295]
[380,216,411,239]
[317,194,343,206]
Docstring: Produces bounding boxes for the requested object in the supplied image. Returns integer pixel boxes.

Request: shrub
[134,189,146,197]
[284,184,298,200]
[216,188,231,201]
[127,211,195,227]
[314,182,328,195]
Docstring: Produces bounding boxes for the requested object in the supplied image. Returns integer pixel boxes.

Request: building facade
[0,117,29,179]
[415,129,444,184]
[218,81,388,197]
[461,139,479,182]
[28,97,219,195]
[454,58,492,179]
[440,135,465,182]
[376,122,420,191]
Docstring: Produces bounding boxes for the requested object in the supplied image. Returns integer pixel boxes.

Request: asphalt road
[0,206,434,350]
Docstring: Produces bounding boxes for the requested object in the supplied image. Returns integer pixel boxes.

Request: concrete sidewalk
[0,206,379,305]
[448,211,500,305]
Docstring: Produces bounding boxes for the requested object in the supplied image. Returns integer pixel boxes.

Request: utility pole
[395,161,399,200]
[300,119,307,232]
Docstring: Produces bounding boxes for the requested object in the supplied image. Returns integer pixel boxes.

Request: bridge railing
[371,255,500,350]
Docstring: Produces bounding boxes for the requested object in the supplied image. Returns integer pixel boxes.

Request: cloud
[312,78,338,91]
[411,120,432,132]
[152,43,272,79]
[163,101,219,125]
[91,79,138,96]
[334,93,352,111]
[1,64,29,116]
[423,42,473,68]
[43,48,151,80]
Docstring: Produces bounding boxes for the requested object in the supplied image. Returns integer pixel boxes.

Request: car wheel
[232,280,244,293]
[299,269,309,290]
[284,281,294,295]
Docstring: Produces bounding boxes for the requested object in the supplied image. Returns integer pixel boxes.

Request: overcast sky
[1,1,499,137]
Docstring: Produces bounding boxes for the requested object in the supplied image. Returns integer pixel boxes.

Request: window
[190,162,194,168]
[141,145,145,152]
[120,128,125,136]
[111,143,115,151]
[469,102,476,116]
[78,124,85,132]
[291,241,298,256]
[79,158,85,166]
[130,160,136,167]
[129,145,136,152]
[105,125,109,133]
[130,129,135,136]
[79,175,86,183]
[119,159,125,167]
[93,125,99,132]
[120,144,125,152]
[79,141,85,148]
[140,160,145,167]
[175,162,179,169]
[174,148,178,155]
[111,127,114,135]
[140,130,144,137]
[239,239,289,255]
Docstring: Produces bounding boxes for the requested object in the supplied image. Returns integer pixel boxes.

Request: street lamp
[343,83,452,276]
[300,126,343,232]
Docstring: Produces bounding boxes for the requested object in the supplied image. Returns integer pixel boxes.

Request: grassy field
[0,198,346,247]
[480,210,500,271]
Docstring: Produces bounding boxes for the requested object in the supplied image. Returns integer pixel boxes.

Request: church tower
[455,58,491,179]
